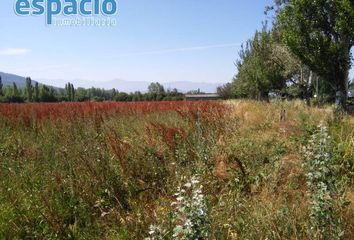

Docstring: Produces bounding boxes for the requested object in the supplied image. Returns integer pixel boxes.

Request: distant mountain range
[0,71,226,93]
[0,72,41,88]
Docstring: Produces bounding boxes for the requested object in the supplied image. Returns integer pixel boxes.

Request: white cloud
[0,48,31,56]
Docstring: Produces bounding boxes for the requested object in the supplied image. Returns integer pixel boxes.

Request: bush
[303,123,343,239]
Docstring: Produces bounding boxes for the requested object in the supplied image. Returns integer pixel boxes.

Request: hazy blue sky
[0,0,352,88]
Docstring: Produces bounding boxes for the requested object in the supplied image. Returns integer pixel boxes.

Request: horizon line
[112,43,241,58]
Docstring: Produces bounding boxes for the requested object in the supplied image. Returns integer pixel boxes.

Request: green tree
[112,88,117,99]
[13,82,19,97]
[271,44,318,104]
[148,82,165,94]
[233,27,287,101]
[114,92,129,101]
[165,88,184,101]
[40,85,57,102]
[5,82,24,103]
[34,82,39,102]
[274,0,354,110]
[217,83,234,100]
[25,77,33,102]
[0,76,3,97]
[71,83,75,101]
[148,82,165,100]
[76,87,89,102]
[65,82,73,101]
[132,91,143,101]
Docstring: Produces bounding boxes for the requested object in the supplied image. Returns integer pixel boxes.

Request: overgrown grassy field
[0,100,353,239]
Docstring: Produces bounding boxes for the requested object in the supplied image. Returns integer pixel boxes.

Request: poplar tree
[25,77,33,102]
[70,83,75,101]
[13,82,19,97]
[66,82,72,101]
[0,76,3,96]
[34,82,39,102]
[274,0,354,111]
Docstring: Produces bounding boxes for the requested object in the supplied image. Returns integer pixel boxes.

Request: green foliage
[40,85,57,102]
[12,82,19,97]
[303,124,343,239]
[230,0,354,108]
[1,83,25,103]
[65,82,75,102]
[171,176,209,239]
[276,0,354,107]
[26,77,33,102]
[147,176,209,240]
[0,76,184,103]
[217,83,234,99]
[0,76,3,96]
[148,82,165,100]
[232,27,288,100]
[34,82,40,102]
[114,92,130,101]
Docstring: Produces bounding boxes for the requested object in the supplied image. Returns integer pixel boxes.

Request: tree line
[217,0,354,111]
[0,77,184,103]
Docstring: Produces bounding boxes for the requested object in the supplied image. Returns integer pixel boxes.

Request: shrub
[146,175,209,240]
[303,123,343,239]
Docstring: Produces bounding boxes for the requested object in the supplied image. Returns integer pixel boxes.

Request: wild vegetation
[0,100,352,239]
[1,1,354,239]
